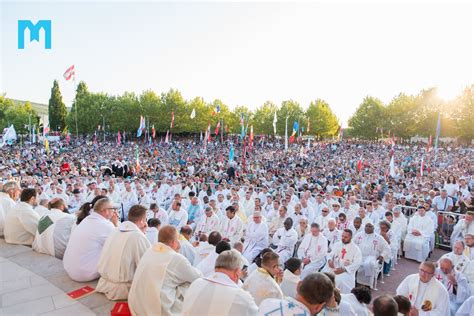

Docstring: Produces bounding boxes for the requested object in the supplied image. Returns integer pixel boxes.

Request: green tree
[253,101,278,135]
[276,100,304,136]
[452,85,474,140]
[306,99,339,138]
[48,80,67,132]
[68,81,89,135]
[348,96,385,139]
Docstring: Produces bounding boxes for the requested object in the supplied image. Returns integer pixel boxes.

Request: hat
[72,189,81,194]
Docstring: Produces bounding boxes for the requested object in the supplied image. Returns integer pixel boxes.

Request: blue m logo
[18,20,51,49]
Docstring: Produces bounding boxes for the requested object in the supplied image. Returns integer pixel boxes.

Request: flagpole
[285,116,288,151]
[73,77,79,138]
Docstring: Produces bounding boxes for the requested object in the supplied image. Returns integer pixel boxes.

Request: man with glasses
[63,197,119,281]
[242,211,268,263]
[396,261,449,316]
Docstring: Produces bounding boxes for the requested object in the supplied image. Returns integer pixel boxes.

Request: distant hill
[9,99,49,116]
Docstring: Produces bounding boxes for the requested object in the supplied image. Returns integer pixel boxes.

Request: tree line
[1,81,472,140]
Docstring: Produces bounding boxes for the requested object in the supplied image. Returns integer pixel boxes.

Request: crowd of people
[0,137,473,315]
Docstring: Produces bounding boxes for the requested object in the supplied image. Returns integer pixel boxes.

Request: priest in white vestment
[4,188,40,246]
[128,225,202,316]
[179,225,197,264]
[195,206,220,236]
[168,201,188,230]
[63,197,118,282]
[0,181,20,237]
[221,205,244,244]
[196,240,231,276]
[280,258,302,299]
[272,218,298,265]
[396,261,450,316]
[404,206,434,262]
[259,273,334,316]
[32,198,75,259]
[193,231,221,266]
[353,222,391,287]
[340,286,372,316]
[323,219,341,252]
[182,249,258,316]
[324,229,362,293]
[439,240,471,274]
[121,182,138,219]
[455,296,474,316]
[297,222,328,279]
[435,258,471,316]
[96,205,151,300]
[147,203,169,226]
[242,211,268,263]
[242,251,283,305]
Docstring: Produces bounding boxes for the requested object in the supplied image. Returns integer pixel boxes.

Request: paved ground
[370,248,447,295]
[0,238,448,315]
[0,239,114,316]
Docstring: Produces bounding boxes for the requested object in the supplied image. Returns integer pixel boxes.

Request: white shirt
[182,272,258,316]
[4,202,40,246]
[63,211,115,282]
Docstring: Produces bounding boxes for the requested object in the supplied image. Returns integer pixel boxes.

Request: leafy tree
[276,100,304,136]
[253,101,278,135]
[48,80,67,132]
[348,96,385,139]
[452,85,474,140]
[306,99,339,138]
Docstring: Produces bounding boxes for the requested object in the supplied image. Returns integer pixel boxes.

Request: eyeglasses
[419,268,434,275]
[106,207,119,211]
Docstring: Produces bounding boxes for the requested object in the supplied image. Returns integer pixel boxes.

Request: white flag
[273,111,277,135]
[389,155,396,177]
[190,108,196,119]
[0,125,17,147]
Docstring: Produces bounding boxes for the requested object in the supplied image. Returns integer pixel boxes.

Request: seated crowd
[1,176,474,316]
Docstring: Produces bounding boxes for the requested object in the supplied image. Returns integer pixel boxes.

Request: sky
[1,1,473,126]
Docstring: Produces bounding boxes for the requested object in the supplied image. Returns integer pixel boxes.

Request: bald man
[435,258,470,315]
[128,225,202,316]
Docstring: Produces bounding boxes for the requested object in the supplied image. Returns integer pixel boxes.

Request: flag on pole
[207,122,211,141]
[273,111,277,135]
[137,116,145,137]
[135,145,140,173]
[434,112,441,151]
[151,125,156,139]
[216,105,221,114]
[249,125,254,148]
[165,130,169,143]
[190,108,196,119]
[32,125,36,144]
[389,155,396,177]
[117,131,121,146]
[240,114,245,139]
[200,131,203,143]
[45,138,49,154]
[357,156,363,172]
[63,65,75,81]
[215,121,221,135]
[229,144,234,162]
[170,112,175,129]
[289,121,298,144]
[420,157,424,176]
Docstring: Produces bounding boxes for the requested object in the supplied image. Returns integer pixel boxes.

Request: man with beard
[324,228,362,293]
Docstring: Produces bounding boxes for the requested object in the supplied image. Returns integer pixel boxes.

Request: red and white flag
[215,121,220,135]
[420,157,424,176]
[63,65,75,81]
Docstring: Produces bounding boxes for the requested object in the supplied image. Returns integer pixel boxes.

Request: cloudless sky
[1,0,472,126]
